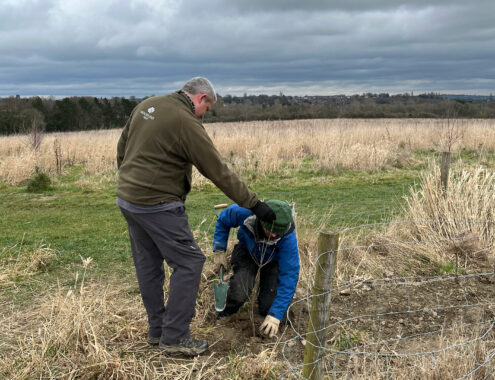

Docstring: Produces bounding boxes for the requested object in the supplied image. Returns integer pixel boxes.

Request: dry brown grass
[402,163,495,257]
[2,119,495,185]
[324,320,495,379]
[1,281,165,379]
[0,255,291,380]
[0,241,56,287]
[0,129,119,185]
[325,161,495,281]
[390,162,495,273]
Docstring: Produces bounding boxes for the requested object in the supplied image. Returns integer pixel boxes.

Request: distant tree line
[1,92,494,135]
[0,95,138,135]
[209,92,495,122]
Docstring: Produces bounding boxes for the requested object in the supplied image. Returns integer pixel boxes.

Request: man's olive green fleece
[116,91,258,208]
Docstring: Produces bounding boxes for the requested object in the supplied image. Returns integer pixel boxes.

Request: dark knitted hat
[260,200,293,235]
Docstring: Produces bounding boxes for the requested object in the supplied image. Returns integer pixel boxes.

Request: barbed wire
[279,219,495,379]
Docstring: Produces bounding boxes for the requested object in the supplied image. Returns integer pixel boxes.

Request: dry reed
[393,162,495,269]
[333,161,495,281]
[2,119,495,186]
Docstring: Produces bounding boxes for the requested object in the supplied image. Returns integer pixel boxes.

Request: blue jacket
[213,204,300,321]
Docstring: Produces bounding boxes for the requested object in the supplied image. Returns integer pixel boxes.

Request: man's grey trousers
[119,205,205,344]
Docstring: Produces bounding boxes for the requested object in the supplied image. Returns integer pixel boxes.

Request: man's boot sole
[147,337,160,346]
[159,344,208,356]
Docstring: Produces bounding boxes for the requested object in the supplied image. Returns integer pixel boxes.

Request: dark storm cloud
[0,0,494,97]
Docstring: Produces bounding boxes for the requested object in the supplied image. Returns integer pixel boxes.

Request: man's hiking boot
[159,337,208,356]
[147,335,161,346]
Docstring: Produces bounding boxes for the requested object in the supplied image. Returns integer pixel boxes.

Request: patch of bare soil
[208,312,269,354]
[195,266,494,377]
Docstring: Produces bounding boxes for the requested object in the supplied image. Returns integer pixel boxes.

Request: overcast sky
[1,0,494,97]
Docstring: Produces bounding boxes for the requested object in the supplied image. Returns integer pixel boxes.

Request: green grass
[0,164,423,303]
[411,149,495,169]
[438,262,468,275]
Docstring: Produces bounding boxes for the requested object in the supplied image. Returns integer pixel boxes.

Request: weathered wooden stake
[440,151,451,195]
[302,232,339,380]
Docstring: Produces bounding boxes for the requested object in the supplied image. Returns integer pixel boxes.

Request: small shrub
[26,167,51,192]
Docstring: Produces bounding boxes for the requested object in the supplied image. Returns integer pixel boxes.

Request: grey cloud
[205,0,485,14]
[0,0,494,97]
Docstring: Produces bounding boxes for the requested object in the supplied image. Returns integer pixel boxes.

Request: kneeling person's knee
[229,280,251,304]
[258,295,274,316]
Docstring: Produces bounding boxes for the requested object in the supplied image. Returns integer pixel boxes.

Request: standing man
[116,77,275,356]
[213,200,299,338]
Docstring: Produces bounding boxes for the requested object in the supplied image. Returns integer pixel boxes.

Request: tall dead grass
[393,162,495,269]
[0,282,161,379]
[0,241,56,287]
[1,119,495,185]
[0,129,119,185]
[333,162,495,280]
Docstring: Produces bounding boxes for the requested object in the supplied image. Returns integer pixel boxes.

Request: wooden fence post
[302,231,339,380]
[440,151,451,194]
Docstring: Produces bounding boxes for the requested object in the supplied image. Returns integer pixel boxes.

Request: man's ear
[198,93,207,103]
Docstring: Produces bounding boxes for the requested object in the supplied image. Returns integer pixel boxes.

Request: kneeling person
[213,200,300,337]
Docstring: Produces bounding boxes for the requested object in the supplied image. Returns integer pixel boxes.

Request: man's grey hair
[182,77,217,103]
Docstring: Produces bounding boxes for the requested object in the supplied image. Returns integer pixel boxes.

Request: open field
[2,118,495,186]
[1,119,495,378]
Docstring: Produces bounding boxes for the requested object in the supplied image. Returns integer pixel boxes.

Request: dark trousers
[119,205,205,344]
[220,243,279,317]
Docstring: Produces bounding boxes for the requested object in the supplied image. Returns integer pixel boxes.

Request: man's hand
[259,315,280,338]
[213,251,227,273]
[251,200,276,224]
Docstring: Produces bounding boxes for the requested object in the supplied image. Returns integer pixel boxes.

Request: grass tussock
[292,208,336,294]
[26,167,52,192]
[0,242,56,287]
[1,287,150,379]
[336,162,495,279]
[1,258,164,379]
[395,162,495,271]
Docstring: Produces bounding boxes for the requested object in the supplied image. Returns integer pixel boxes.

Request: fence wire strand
[280,219,495,379]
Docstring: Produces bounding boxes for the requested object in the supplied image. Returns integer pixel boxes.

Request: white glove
[213,251,227,273]
[259,315,280,338]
